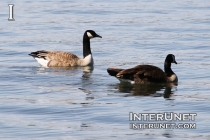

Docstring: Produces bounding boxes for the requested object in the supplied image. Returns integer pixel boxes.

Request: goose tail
[107,68,124,77]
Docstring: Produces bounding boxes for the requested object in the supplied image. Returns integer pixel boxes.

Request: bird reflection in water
[49,65,94,72]
[35,65,94,74]
[82,65,94,78]
[117,81,177,98]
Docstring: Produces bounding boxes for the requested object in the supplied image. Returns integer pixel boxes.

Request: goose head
[85,30,102,39]
[165,54,177,64]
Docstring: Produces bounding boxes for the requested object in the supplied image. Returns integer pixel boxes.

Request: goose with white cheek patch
[107,54,178,84]
[29,30,102,67]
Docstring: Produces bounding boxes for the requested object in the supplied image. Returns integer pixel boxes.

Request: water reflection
[34,65,94,75]
[32,65,94,93]
[81,66,94,80]
[42,65,94,72]
[117,82,177,98]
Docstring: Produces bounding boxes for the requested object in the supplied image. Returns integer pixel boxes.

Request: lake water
[0,0,210,139]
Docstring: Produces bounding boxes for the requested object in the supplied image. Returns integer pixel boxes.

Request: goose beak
[95,34,102,38]
[174,61,177,64]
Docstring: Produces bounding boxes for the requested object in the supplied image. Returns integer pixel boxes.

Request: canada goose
[107,54,178,84]
[29,30,102,67]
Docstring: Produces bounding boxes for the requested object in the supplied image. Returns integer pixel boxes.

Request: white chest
[81,54,93,66]
[35,58,49,67]
[167,74,178,82]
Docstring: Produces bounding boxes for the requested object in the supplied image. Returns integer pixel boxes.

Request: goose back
[116,65,167,84]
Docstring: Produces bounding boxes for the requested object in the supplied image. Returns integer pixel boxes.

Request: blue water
[0,0,210,139]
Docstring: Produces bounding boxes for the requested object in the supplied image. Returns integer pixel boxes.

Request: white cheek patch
[87,32,93,38]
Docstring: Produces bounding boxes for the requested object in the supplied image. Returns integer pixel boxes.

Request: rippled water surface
[0,0,210,139]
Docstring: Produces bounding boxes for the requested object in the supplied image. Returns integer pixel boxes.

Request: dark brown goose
[29,30,102,67]
[107,54,178,84]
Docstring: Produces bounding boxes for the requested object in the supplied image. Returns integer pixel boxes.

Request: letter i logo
[8,4,15,21]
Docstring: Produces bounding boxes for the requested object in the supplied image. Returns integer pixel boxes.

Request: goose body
[29,30,102,67]
[107,54,178,84]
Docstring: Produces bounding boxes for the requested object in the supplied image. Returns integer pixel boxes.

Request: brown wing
[116,65,167,83]
[46,51,80,67]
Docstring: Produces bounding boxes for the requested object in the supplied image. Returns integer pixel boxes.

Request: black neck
[83,35,91,58]
[164,62,174,77]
